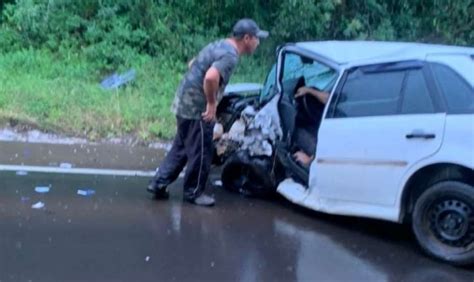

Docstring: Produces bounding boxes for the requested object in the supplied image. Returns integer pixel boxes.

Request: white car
[218,41,474,265]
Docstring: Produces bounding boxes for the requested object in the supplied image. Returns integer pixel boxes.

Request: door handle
[405,132,436,139]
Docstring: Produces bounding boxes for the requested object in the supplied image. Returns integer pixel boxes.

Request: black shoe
[185,194,215,207]
[147,183,170,200]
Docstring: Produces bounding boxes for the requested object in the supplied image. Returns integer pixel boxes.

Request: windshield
[280,53,338,96]
[260,51,338,104]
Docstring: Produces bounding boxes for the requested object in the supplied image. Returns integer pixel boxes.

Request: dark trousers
[150,116,215,200]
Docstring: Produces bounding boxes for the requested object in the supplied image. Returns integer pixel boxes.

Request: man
[147,19,268,207]
[292,86,329,167]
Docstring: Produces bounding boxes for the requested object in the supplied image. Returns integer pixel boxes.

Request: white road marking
[0,164,156,177]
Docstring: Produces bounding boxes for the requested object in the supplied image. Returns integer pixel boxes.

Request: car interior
[275,54,337,186]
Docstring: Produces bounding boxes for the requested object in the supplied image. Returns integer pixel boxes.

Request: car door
[314,61,446,206]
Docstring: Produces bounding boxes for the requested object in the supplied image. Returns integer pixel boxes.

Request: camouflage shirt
[171,39,239,119]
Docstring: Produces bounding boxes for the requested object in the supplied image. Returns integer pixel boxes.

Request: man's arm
[295,87,329,104]
[202,53,238,122]
[202,67,220,122]
[310,89,329,104]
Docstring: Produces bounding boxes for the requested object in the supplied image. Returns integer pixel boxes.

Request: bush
[0,0,472,141]
[2,0,472,69]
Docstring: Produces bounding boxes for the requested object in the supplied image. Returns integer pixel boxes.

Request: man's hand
[202,102,217,122]
[293,151,313,167]
[202,67,220,122]
[295,86,329,104]
[295,86,313,98]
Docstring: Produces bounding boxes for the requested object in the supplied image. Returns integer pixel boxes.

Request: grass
[0,48,269,141]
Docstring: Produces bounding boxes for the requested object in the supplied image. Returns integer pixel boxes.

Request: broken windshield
[280,53,338,97]
[259,50,338,106]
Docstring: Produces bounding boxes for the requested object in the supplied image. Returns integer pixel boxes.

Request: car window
[401,69,434,114]
[304,63,338,92]
[281,53,305,97]
[334,69,405,118]
[261,52,338,104]
[431,63,474,113]
[280,53,337,96]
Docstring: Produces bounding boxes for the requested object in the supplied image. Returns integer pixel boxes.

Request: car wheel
[412,181,474,266]
[221,150,278,197]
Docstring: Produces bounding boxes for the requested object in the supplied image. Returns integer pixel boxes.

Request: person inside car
[292,86,329,167]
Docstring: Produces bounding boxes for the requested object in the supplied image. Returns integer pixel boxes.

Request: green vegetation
[0,0,472,141]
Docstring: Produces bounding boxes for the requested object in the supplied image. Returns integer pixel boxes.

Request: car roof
[295,41,474,67]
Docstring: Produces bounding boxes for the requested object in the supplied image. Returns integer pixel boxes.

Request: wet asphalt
[0,141,166,171]
[0,170,472,282]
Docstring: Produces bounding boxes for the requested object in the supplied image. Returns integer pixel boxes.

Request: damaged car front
[215,45,339,196]
[215,41,474,266]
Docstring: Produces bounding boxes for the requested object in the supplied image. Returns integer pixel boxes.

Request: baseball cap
[232,18,269,39]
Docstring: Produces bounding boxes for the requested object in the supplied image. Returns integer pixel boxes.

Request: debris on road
[31,202,45,209]
[16,171,28,176]
[100,69,136,90]
[77,189,96,196]
[59,163,73,169]
[35,186,50,193]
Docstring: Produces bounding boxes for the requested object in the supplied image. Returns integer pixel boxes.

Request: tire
[221,150,279,197]
[412,181,474,266]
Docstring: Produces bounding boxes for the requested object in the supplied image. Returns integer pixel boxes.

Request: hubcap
[428,198,474,248]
